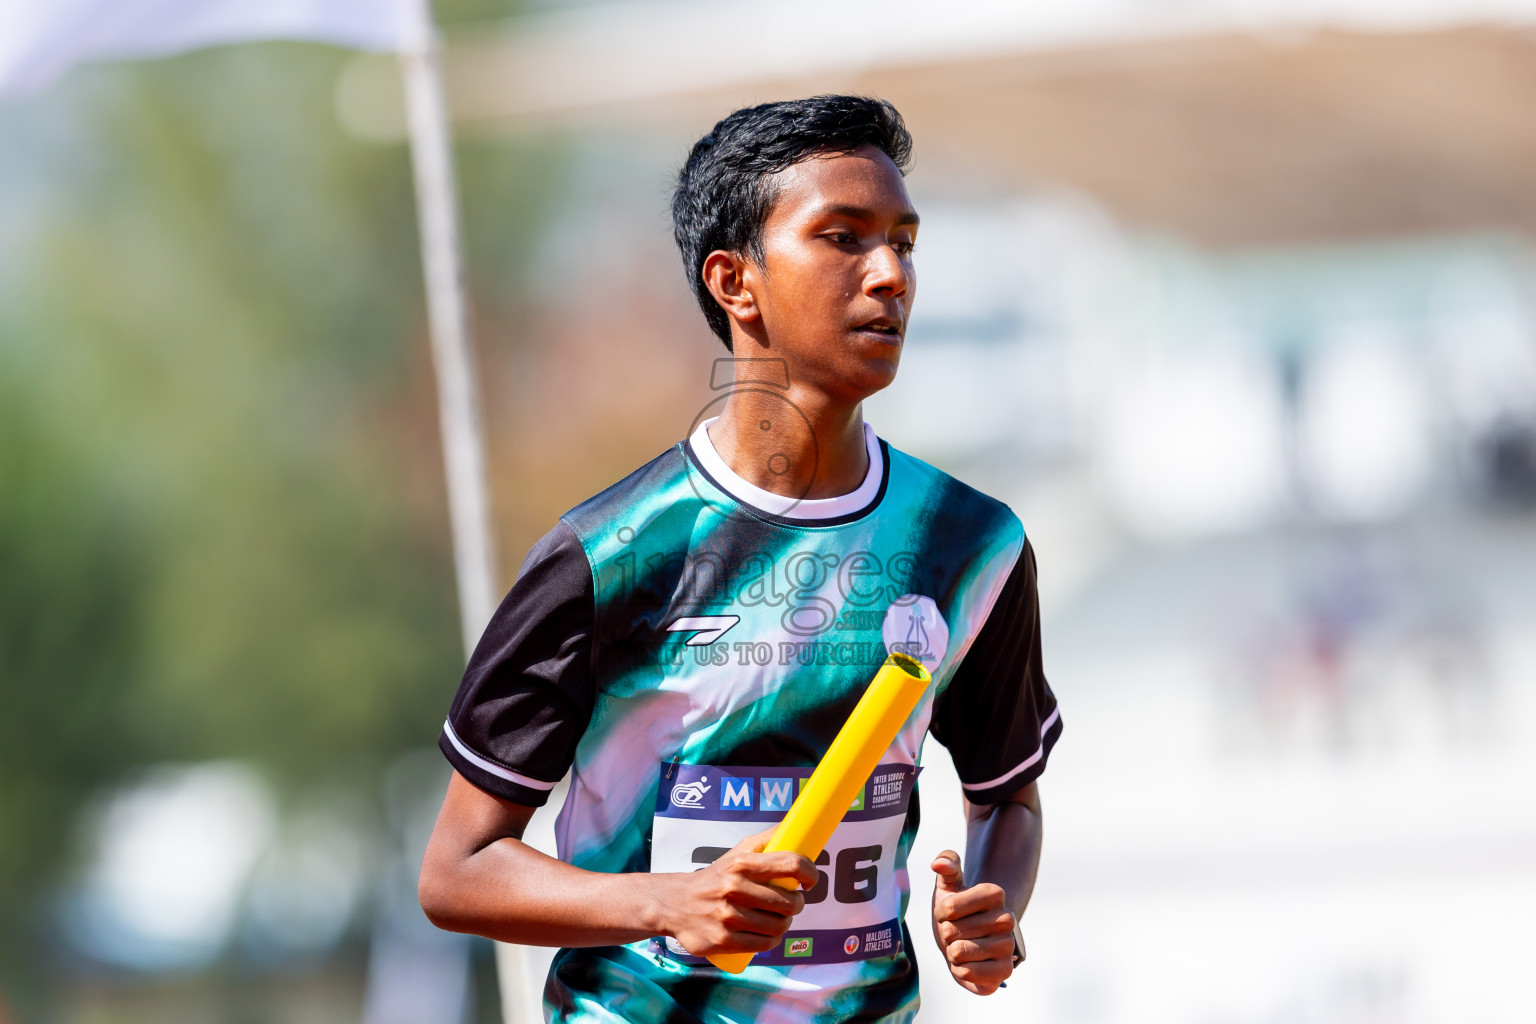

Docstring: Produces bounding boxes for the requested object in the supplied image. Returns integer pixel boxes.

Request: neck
[708,383,868,500]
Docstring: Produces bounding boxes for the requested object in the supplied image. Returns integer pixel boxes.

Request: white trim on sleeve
[959,706,1061,793]
[442,718,558,792]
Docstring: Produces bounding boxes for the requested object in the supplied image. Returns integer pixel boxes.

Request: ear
[701,250,760,326]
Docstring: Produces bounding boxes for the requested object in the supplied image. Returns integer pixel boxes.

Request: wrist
[638,872,677,938]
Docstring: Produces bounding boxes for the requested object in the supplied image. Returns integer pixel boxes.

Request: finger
[944,933,1016,966]
[726,904,797,937]
[947,906,1015,941]
[715,928,779,954]
[934,907,1011,946]
[731,826,778,855]
[952,964,1013,994]
[935,881,1007,923]
[950,958,1013,994]
[737,852,819,891]
[730,879,807,918]
[931,850,965,894]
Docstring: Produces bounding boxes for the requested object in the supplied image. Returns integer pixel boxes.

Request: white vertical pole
[399,0,498,653]
[397,2,535,1023]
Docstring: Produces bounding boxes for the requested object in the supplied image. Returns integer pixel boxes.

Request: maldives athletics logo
[843,934,861,956]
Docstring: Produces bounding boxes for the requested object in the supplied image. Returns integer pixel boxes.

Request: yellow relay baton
[707,651,933,974]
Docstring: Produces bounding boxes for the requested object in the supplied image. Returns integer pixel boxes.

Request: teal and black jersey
[440,418,1062,1024]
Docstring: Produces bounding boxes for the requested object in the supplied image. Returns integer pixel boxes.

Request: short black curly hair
[671,95,913,350]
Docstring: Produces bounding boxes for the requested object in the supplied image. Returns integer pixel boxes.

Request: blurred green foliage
[0,2,566,999]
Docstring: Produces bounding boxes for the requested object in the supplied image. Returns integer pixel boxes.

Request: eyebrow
[813,203,921,228]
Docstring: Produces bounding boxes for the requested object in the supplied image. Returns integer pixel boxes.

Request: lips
[854,316,904,339]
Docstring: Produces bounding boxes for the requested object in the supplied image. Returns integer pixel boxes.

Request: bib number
[650,762,917,966]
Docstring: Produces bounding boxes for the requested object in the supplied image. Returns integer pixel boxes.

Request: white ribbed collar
[687,416,883,521]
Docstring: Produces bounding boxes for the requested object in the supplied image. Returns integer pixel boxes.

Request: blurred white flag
[0,0,417,96]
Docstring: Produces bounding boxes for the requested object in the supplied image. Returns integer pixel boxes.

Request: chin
[842,356,900,399]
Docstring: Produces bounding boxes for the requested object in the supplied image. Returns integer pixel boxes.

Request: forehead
[764,146,917,226]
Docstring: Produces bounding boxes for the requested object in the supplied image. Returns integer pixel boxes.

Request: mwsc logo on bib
[670,777,711,808]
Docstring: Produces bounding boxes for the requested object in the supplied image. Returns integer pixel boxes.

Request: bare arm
[963,779,1043,922]
[418,770,819,954]
[930,780,1043,995]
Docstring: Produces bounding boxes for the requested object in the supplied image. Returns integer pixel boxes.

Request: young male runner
[419,95,1062,1023]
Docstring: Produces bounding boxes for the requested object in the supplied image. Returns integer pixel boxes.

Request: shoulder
[884,440,1026,556]
[515,517,592,586]
[557,443,695,554]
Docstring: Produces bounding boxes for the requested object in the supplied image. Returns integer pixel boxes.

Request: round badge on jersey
[844,934,861,956]
[882,594,948,672]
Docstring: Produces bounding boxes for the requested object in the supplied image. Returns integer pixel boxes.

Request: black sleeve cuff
[439,721,562,807]
[957,707,1063,804]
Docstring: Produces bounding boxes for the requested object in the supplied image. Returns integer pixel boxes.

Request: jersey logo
[882,595,949,670]
[905,607,931,658]
[666,615,741,646]
[670,776,711,808]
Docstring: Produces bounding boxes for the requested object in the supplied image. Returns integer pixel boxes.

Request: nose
[864,243,910,301]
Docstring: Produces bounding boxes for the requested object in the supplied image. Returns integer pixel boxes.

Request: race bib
[649,761,918,967]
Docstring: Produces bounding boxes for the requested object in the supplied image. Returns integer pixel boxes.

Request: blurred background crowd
[3,1,1534,1022]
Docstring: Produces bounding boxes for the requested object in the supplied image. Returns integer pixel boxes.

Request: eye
[894,240,917,256]
[824,230,859,245]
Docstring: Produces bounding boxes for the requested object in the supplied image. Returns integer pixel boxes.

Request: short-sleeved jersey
[440,419,1062,1024]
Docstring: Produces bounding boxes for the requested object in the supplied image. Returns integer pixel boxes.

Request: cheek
[768,259,854,316]
[814,263,865,311]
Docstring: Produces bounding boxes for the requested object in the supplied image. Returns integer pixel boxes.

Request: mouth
[853,317,904,342]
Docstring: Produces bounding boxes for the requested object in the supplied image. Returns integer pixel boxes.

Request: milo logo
[784,937,813,958]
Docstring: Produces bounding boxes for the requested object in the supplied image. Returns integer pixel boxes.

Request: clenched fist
[656,828,820,958]
[930,850,1018,995]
